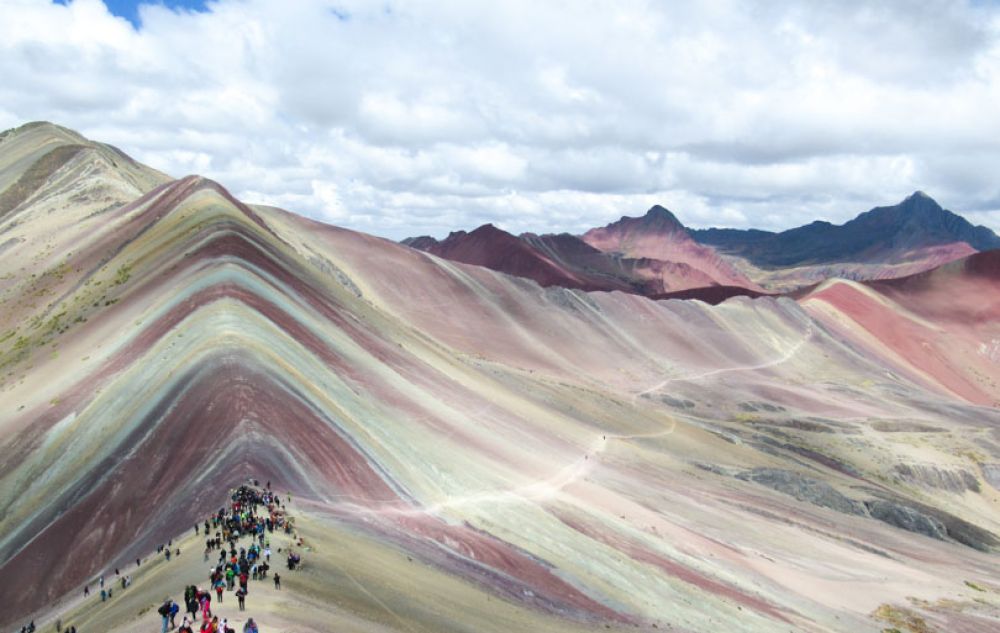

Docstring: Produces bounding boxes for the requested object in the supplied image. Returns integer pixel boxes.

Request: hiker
[83,585,89,597]
[166,548,172,561]
[243,618,259,633]
[215,582,223,603]
[199,591,212,620]
[100,588,107,602]
[170,600,180,627]
[137,557,141,567]
[185,585,198,617]
[273,572,281,589]
[179,617,194,633]
[235,586,246,610]
[158,600,172,633]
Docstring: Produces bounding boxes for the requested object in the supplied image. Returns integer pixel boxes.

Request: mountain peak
[643,204,682,224]
[899,190,943,213]
[0,120,87,147]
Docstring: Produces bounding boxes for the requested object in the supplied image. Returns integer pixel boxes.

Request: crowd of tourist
[25,479,304,633]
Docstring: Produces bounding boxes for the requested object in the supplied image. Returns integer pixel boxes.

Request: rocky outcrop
[891,463,980,493]
[737,468,867,515]
[981,464,1000,491]
[864,500,948,541]
[864,498,998,551]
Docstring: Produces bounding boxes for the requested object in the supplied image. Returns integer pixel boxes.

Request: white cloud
[1,0,1000,239]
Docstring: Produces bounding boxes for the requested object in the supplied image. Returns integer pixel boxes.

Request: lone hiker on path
[273,573,281,589]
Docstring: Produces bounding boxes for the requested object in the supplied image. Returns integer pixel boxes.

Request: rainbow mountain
[1,122,999,633]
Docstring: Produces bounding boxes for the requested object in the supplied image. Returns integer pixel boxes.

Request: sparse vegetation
[872,604,933,633]
[113,262,132,286]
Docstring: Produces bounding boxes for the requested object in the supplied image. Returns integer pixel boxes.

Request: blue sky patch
[54,0,209,28]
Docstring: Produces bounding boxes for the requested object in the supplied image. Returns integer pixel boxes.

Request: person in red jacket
[199,592,212,620]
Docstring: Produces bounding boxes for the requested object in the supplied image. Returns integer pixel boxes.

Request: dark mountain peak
[470,223,506,235]
[438,224,521,248]
[905,190,935,202]
[694,191,1000,268]
[400,235,438,250]
[858,192,952,233]
[639,205,685,231]
[594,204,687,237]
[897,190,943,215]
[645,204,675,218]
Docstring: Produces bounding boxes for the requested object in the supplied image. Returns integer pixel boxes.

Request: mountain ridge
[3,122,1000,633]
[405,192,999,294]
[691,191,1000,267]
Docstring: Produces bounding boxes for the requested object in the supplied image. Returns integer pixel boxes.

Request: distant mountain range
[691,191,1000,264]
[404,191,1000,298]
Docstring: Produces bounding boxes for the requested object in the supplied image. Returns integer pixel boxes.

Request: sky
[2,0,1000,240]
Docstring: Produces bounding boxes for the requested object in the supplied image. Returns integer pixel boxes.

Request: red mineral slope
[800,251,1000,406]
[419,224,600,290]
[582,205,761,291]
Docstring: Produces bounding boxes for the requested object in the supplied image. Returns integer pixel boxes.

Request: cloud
[1,0,1000,239]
